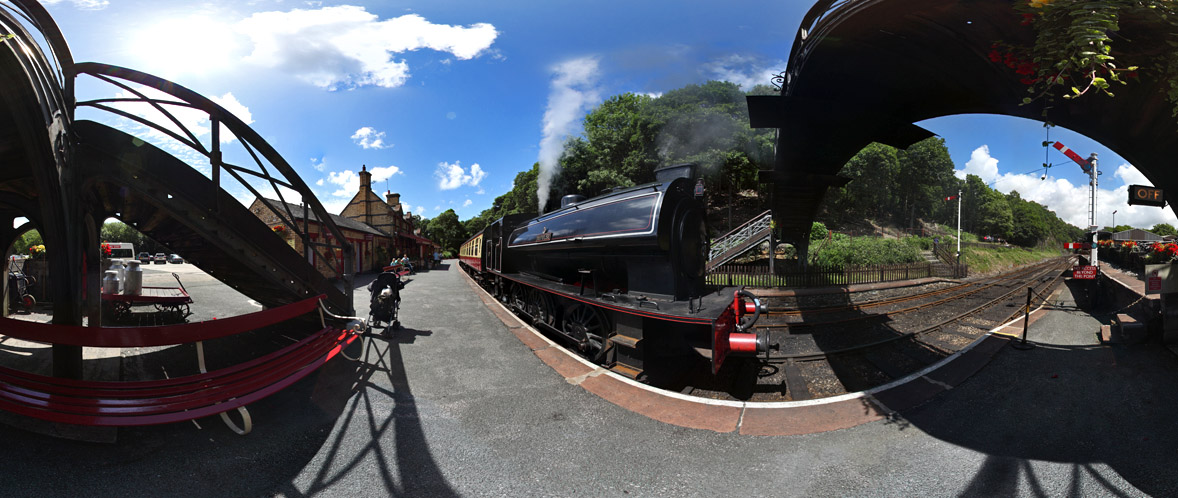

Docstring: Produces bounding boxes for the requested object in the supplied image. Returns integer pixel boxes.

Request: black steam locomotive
[459,164,765,380]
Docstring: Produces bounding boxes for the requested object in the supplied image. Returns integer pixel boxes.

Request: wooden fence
[706,261,963,288]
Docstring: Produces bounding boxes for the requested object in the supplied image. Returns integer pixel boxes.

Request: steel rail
[763,258,1071,362]
[765,258,1064,326]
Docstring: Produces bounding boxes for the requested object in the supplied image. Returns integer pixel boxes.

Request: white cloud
[954,145,1000,183]
[435,161,487,190]
[311,157,327,172]
[97,86,254,171]
[537,56,602,211]
[236,7,498,90]
[351,126,391,149]
[434,205,441,211]
[368,165,401,182]
[109,86,253,145]
[322,165,401,198]
[316,179,324,186]
[701,54,787,91]
[40,0,108,10]
[463,199,472,207]
[986,162,1178,230]
[326,170,358,197]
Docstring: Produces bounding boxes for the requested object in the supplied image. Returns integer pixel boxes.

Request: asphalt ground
[0,262,1175,496]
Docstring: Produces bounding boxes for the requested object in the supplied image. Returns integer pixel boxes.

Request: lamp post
[1112,210,1117,229]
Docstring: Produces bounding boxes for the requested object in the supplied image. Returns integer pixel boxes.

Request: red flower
[1020,13,1035,25]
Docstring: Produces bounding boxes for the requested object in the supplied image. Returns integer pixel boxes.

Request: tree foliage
[823,141,1082,247]
[427,209,466,255]
[464,81,774,234]
[1152,223,1178,237]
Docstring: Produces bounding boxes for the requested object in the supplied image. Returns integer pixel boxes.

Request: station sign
[1064,242,1090,250]
[1128,184,1166,207]
[1072,265,1099,280]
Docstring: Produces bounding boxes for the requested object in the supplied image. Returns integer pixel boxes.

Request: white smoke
[537,56,601,213]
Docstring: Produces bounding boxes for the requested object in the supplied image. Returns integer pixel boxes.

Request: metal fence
[706,261,962,288]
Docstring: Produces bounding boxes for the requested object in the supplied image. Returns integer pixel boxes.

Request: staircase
[74,120,352,313]
[707,210,773,271]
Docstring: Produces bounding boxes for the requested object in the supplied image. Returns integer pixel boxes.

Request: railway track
[650,257,1074,402]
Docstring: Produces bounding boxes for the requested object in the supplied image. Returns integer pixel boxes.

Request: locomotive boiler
[460,164,766,380]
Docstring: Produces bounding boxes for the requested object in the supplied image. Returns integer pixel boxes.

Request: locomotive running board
[610,363,642,380]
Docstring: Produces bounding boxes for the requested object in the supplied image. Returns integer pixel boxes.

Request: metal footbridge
[0,1,354,378]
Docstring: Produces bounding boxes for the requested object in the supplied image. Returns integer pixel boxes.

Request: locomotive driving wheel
[508,283,527,311]
[527,288,556,328]
[562,303,611,363]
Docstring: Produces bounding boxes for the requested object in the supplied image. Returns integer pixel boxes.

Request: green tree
[1151,223,1177,237]
[825,143,900,220]
[977,189,1014,239]
[897,137,957,225]
[427,209,466,255]
[11,229,42,256]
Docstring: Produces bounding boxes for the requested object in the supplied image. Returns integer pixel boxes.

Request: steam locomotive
[459,164,766,380]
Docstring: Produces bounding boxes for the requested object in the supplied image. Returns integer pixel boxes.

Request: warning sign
[1148,271,1163,293]
[1072,265,1099,280]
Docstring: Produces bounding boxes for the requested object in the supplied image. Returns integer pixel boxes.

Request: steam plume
[537,56,600,213]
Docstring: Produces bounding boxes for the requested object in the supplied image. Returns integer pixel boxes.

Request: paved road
[0,262,1175,496]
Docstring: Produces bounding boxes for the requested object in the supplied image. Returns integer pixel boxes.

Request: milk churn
[102,270,119,295]
[124,259,143,295]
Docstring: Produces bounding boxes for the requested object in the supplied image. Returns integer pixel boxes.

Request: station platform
[0,261,1175,496]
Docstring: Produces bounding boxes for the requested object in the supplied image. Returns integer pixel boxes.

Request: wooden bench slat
[0,294,326,347]
[0,326,339,397]
[0,328,343,407]
[0,330,356,426]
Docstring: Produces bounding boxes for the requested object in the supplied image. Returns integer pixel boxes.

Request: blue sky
[40,0,1178,231]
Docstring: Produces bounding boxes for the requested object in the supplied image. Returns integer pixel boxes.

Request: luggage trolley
[102,272,193,322]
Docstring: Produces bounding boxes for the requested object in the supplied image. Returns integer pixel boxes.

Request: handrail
[0,0,75,118]
[709,211,773,262]
[71,63,354,305]
[0,294,327,347]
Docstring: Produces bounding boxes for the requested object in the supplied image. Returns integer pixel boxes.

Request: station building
[248,165,440,279]
[338,166,439,265]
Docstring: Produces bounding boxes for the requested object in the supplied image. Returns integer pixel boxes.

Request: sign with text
[1064,242,1090,250]
[1072,265,1099,280]
[1129,184,1166,207]
[1144,263,1178,294]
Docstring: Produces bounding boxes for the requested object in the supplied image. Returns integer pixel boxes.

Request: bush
[811,236,923,270]
[810,222,828,241]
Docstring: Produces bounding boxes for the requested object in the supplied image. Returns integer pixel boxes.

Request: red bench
[382,264,411,277]
[0,295,360,434]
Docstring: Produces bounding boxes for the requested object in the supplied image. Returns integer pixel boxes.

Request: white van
[106,242,135,259]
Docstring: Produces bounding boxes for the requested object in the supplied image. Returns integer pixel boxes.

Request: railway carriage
[459,164,766,380]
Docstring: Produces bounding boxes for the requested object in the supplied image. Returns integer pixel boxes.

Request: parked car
[138,252,153,263]
[154,252,167,264]
[167,254,184,264]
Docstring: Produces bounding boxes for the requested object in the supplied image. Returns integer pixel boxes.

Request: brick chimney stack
[387,191,401,212]
[359,164,371,190]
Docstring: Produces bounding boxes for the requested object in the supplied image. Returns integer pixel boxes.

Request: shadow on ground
[0,322,458,497]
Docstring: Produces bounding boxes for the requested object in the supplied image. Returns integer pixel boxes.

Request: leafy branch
[1009,0,1178,117]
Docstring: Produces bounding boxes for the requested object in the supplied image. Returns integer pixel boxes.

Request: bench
[0,295,360,434]
[382,264,411,277]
